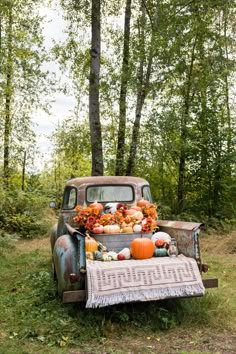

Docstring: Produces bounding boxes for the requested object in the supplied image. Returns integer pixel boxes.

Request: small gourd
[93,250,103,260]
[86,251,94,260]
[155,239,166,248]
[154,247,168,257]
[107,251,118,260]
[97,241,108,252]
[118,247,131,260]
[101,253,112,261]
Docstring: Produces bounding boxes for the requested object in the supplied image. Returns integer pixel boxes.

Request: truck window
[86,185,134,203]
[62,187,77,209]
[142,185,153,202]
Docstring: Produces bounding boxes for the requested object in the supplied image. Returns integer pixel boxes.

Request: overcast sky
[33,4,76,169]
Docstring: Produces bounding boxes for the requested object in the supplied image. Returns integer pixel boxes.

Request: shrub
[0,188,55,238]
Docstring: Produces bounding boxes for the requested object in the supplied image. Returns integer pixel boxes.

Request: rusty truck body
[50,176,218,305]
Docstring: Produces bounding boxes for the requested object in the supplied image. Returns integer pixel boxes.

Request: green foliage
[1,0,235,236]
[0,187,54,238]
[49,117,91,197]
[0,0,53,186]
[49,0,236,224]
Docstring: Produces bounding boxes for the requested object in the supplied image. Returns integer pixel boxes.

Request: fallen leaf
[60,320,68,326]
[38,336,45,342]
[59,340,66,347]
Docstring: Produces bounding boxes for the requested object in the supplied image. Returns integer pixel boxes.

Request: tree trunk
[89,0,103,176]
[115,0,132,176]
[3,5,13,187]
[177,36,197,212]
[223,6,231,168]
[126,5,153,176]
[0,11,2,73]
[21,150,26,191]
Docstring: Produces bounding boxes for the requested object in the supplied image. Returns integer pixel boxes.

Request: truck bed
[58,222,218,305]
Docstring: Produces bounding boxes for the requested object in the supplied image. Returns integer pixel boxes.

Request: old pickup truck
[50,176,218,307]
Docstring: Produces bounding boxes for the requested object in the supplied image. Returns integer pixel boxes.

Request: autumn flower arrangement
[73,205,101,232]
[74,200,158,234]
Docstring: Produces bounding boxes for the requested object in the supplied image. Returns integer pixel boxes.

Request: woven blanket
[86,255,205,308]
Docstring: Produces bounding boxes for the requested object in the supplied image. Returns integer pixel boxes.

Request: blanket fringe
[86,283,205,308]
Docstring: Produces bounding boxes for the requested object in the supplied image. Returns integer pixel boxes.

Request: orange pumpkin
[92,223,104,234]
[85,235,98,252]
[89,201,103,213]
[126,209,137,216]
[137,198,150,208]
[130,237,154,259]
[130,205,142,212]
[155,239,166,248]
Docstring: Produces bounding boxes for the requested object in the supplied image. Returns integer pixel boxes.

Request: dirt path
[16,237,50,252]
[100,330,236,354]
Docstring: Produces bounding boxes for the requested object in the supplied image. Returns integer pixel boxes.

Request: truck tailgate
[85,255,205,308]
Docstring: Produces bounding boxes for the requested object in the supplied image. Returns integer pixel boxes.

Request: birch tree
[89,0,103,176]
[126,1,153,176]
[115,0,132,176]
[0,0,51,187]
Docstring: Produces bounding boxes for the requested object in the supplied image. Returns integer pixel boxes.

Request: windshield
[86,185,134,203]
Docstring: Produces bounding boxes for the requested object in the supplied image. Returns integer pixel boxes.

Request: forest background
[0,0,236,238]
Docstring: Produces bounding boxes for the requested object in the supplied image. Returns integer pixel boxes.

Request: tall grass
[0,232,235,353]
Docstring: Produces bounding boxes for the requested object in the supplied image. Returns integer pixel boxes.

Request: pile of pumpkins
[85,231,172,261]
[90,198,157,234]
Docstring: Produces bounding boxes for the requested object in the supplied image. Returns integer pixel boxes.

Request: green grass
[0,233,236,353]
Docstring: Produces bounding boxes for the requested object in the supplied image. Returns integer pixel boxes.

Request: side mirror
[49,201,57,208]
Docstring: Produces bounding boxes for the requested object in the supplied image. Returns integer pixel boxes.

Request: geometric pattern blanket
[86,254,205,308]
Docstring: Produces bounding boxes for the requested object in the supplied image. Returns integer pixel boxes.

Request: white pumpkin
[118,247,131,260]
[103,224,121,234]
[151,231,171,244]
[133,223,142,232]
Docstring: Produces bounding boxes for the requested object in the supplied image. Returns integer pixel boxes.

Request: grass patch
[0,232,236,353]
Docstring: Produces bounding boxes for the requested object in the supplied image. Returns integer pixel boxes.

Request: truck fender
[53,234,79,295]
[50,223,58,253]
